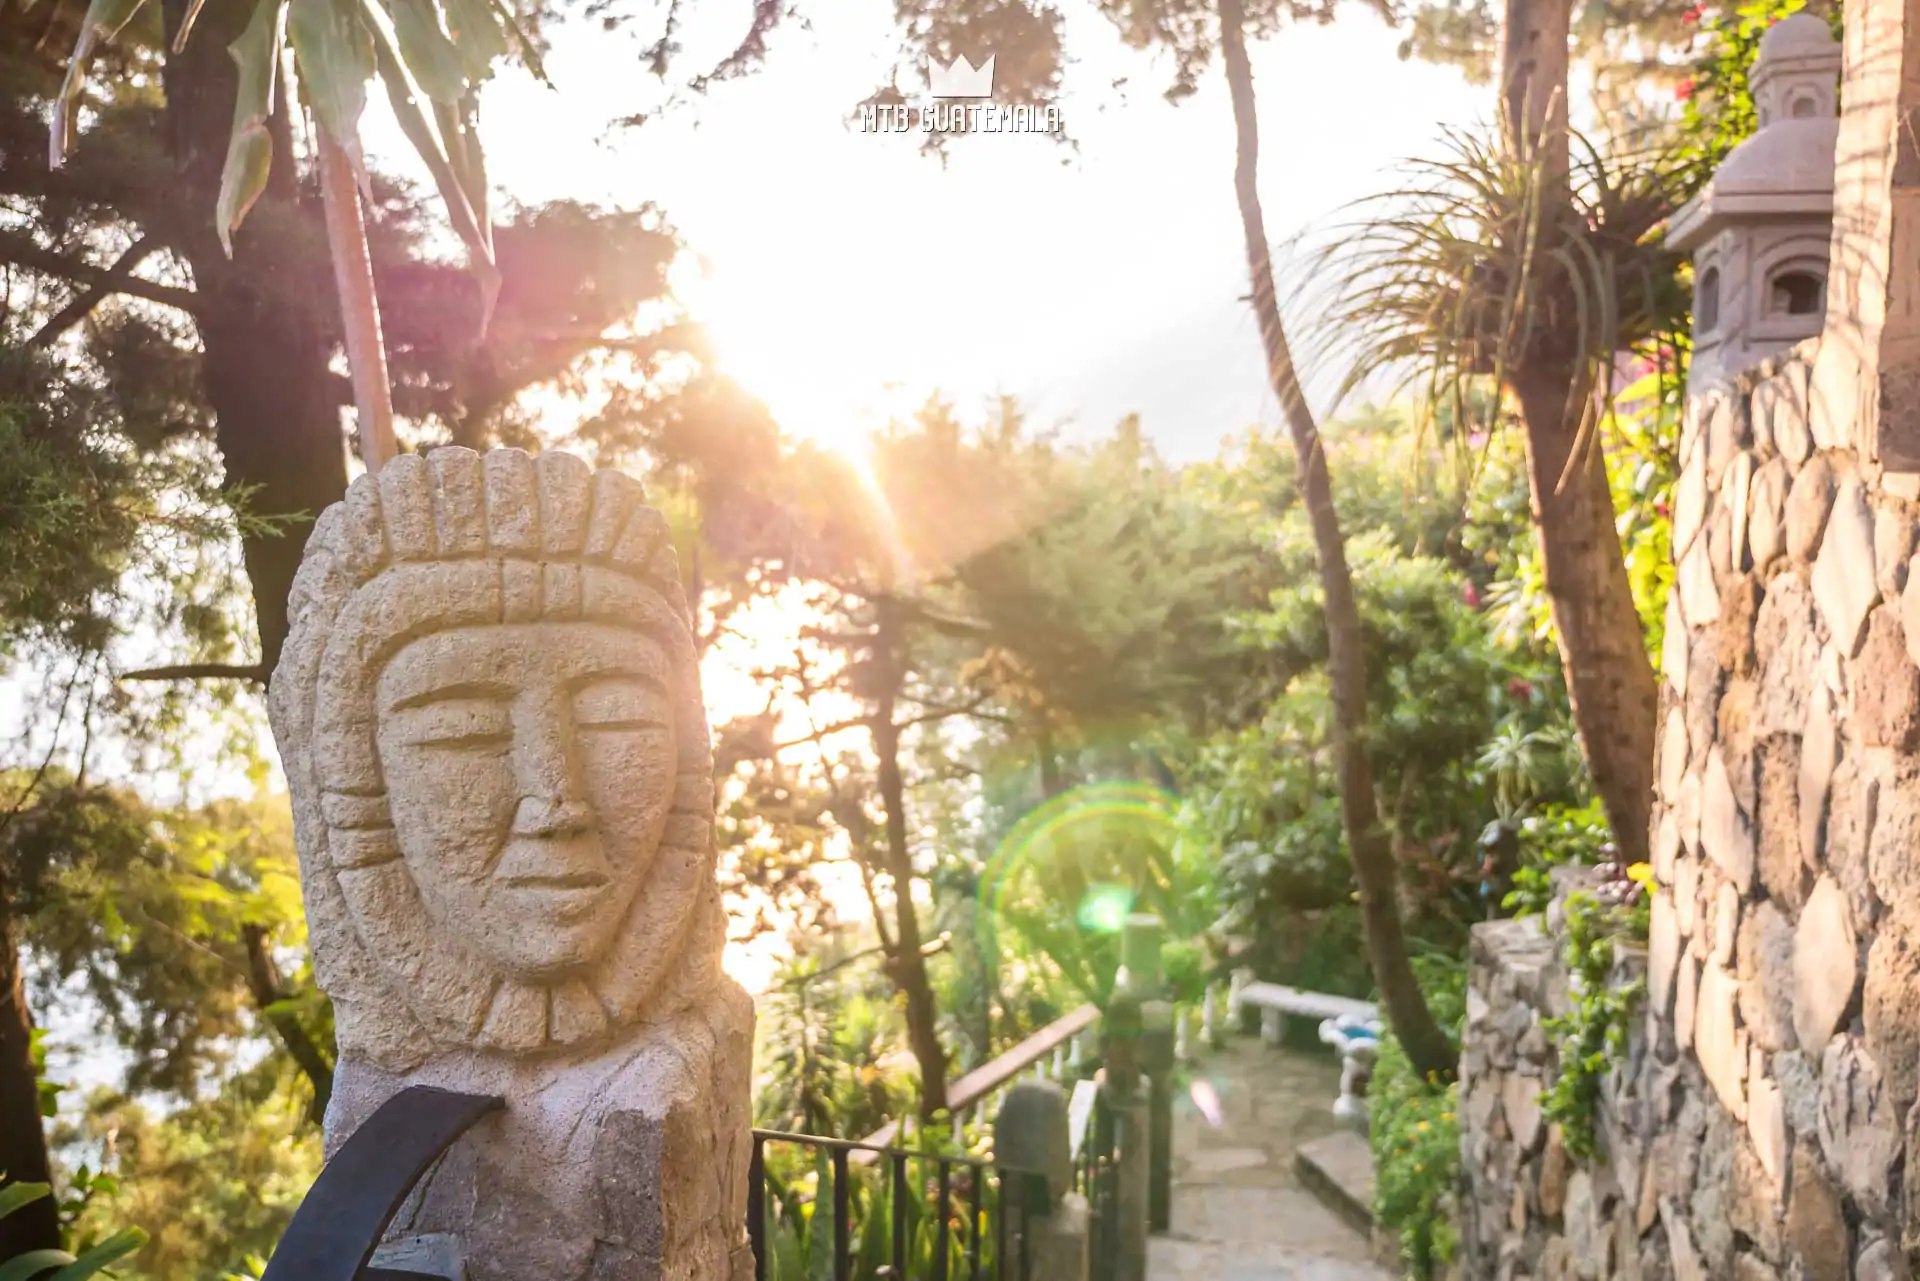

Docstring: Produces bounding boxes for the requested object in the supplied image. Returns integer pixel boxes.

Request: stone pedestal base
[325,986,755,1281]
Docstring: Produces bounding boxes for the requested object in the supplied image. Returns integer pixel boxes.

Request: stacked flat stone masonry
[1459,338,1920,1281]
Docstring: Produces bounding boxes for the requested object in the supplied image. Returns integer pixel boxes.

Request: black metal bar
[832,1147,851,1281]
[748,1134,767,1281]
[752,1128,997,1168]
[259,1086,501,1281]
[1017,1182,1031,1281]
[935,1162,952,1281]
[967,1166,981,1281]
[990,1175,1006,1281]
[1149,1069,1173,1234]
[890,1151,909,1278]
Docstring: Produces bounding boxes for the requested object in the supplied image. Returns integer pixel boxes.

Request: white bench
[1229,976,1378,1044]
[1229,975,1383,1125]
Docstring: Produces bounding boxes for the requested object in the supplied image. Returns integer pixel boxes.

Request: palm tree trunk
[1500,0,1657,864]
[1217,0,1456,1080]
[1512,369,1657,863]
[317,130,397,475]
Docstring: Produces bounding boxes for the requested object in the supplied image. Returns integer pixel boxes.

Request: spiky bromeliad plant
[1302,118,1695,868]
[49,0,543,473]
[1309,121,1692,447]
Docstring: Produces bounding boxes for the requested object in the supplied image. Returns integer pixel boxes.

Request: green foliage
[1678,0,1844,182]
[53,1066,321,1281]
[755,949,912,1141]
[1180,413,1580,993]
[1501,800,1615,918]
[1370,953,1467,1281]
[0,1164,147,1281]
[1538,888,1649,1160]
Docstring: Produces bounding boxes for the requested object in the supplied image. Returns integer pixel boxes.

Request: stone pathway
[1148,1040,1394,1281]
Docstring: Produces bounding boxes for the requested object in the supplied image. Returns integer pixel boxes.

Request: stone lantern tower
[1669,13,1840,389]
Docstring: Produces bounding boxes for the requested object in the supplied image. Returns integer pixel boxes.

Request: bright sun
[670,253,923,455]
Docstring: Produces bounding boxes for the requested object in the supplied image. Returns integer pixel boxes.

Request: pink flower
[1677,77,1696,101]
[1462,582,1482,608]
[1682,3,1704,22]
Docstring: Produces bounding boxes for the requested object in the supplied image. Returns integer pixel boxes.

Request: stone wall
[1458,337,1920,1281]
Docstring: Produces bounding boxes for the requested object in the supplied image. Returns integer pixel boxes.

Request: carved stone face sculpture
[269,449,722,1067]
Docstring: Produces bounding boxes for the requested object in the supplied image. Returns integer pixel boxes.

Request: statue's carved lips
[495,874,611,922]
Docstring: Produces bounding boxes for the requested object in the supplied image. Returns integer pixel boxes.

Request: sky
[370,0,1490,461]
[14,0,1499,1048]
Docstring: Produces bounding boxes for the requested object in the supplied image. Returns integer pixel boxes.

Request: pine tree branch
[0,230,200,316]
[25,235,162,348]
[117,663,267,682]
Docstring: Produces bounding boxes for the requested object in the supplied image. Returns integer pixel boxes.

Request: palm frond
[1294,115,1694,456]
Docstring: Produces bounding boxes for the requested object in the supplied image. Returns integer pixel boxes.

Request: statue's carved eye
[574,677,666,732]
[396,697,513,749]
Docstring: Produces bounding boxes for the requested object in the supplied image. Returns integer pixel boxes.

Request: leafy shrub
[1538,872,1651,1161]
[1502,800,1613,918]
[1371,953,1467,1281]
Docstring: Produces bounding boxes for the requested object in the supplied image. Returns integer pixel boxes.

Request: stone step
[1293,1131,1375,1236]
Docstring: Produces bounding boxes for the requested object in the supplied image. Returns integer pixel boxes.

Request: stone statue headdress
[269,448,724,1071]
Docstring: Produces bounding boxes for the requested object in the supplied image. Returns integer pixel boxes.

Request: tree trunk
[162,0,350,675]
[242,924,335,1125]
[872,595,950,1118]
[1498,0,1657,863]
[1217,0,1456,1080]
[317,130,397,474]
[0,890,59,1259]
[1512,369,1657,863]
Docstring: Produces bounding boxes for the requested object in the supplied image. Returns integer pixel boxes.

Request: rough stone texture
[1856,1236,1908,1281]
[1812,474,1880,654]
[1702,751,1757,892]
[1750,458,1791,571]
[1717,578,1764,679]
[1856,605,1920,749]
[1862,924,1920,1107]
[1696,961,1748,1119]
[1876,502,1917,599]
[1816,1036,1903,1228]
[1799,685,1839,869]
[1792,877,1857,1057]
[1725,454,1756,577]
[1679,535,1723,628]
[1678,772,1704,859]
[1664,593,1692,702]
[1827,758,1883,932]
[1868,764,1920,913]
[1736,901,1796,1054]
[1651,894,1681,1017]
[1903,557,1920,668]
[1785,454,1837,563]
[1755,572,1820,740]
[1655,809,1683,886]
[267,449,754,1281]
[1661,709,1690,803]
[1676,448,1711,559]
[1768,371,1814,469]
[1755,736,1810,913]
[1785,1139,1849,1281]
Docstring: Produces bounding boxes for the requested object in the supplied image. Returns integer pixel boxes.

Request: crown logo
[928,53,995,99]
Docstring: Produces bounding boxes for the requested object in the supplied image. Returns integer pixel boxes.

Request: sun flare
[670,253,927,456]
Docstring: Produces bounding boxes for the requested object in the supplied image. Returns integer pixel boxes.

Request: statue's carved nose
[512,795,594,839]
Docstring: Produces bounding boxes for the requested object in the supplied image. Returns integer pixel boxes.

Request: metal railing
[747,1129,1046,1281]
